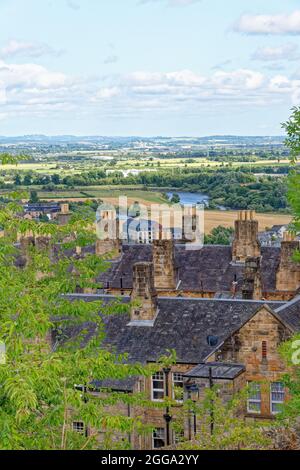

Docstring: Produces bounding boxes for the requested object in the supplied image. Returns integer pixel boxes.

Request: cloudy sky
[0,0,300,136]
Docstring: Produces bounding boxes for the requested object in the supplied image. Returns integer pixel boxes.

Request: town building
[96,211,300,301]
[64,267,300,449]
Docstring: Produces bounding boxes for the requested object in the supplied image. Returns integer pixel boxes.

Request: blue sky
[0,0,300,136]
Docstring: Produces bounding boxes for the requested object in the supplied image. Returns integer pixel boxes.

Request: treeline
[1,166,290,213]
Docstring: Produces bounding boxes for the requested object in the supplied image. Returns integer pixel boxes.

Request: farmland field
[203,210,292,233]
[2,184,289,233]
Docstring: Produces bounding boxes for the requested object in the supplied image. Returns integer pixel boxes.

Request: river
[167,191,227,210]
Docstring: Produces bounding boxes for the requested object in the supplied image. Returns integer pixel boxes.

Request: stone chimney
[182,206,198,243]
[60,203,69,214]
[152,234,177,290]
[242,256,263,300]
[57,203,71,225]
[232,211,261,263]
[130,262,158,324]
[95,211,121,258]
[276,232,300,291]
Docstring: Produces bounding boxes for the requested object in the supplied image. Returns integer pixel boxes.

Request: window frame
[152,427,166,449]
[270,382,285,415]
[247,381,262,414]
[151,372,165,402]
[72,421,85,435]
[172,372,184,402]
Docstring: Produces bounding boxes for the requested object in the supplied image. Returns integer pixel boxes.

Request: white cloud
[211,69,264,92]
[1,56,300,122]
[93,87,120,100]
[0,60,67,89]
[252,43,300,61]
[0,80,6,104]
[0,40,63,59]
[235,10,300,35]
[90,68,300,114]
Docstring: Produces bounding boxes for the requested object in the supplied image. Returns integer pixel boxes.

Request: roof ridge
[64,293,285,305]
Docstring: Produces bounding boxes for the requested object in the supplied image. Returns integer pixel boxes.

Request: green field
[2,157,290,173]
[0,186,168,205]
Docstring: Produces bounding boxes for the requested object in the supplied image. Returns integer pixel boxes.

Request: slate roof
[184,362,245,380]
[92,377,138,392]
[97,244,281,293]
[64,295,286,365]
[275,295,300,331]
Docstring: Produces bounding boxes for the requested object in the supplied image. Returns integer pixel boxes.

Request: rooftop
[97,244,281,293]
[64,295,287,365]
[184,362,246,380]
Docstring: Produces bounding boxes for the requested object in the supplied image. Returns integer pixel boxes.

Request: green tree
[0,155,154,450]
[282,107,300,257]
[14,174,22,186]
[170,193,180,204]
[29,190,39,203]
[282,106,300,163]
[175,388,271,450]
[204,226,234,245]
[279,109,300,436]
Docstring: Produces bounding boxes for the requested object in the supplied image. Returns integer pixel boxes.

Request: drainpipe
[163,367,172,446]
[209,367,214,435]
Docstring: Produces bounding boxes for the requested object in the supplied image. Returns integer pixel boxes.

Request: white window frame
[172,372,184,402]
[247,382,261,414]
[152,427,166,449]
[270,382,285,415]
[151,372,165,401]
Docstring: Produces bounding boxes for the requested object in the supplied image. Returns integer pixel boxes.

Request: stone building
[17,207,300,449]
[22,202,70,223]
[64,256,300,449]
[96,211,300,301]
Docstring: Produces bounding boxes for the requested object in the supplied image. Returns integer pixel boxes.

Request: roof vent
[207,335,219,347]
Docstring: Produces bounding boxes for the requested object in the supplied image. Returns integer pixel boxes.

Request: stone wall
[276,236,300,291]
[216,306,292,418]
[153,239,176,290]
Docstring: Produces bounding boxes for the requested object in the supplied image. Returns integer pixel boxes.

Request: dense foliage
[0,156,156,449]
[204,226,234,245]
[278,108,300,424]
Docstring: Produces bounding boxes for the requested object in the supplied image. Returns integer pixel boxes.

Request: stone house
[64,257,300,449]
[96,211,300,302]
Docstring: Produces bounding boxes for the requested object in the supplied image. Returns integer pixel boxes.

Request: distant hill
[0,135,285,146]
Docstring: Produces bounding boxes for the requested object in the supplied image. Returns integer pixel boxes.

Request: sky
[0,0,300,136]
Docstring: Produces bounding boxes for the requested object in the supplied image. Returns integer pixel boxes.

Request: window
[247,382,261,414]
[172,373,184,402]
[173,429,185,444]
[72,421,85,434]
[152,428,165,449]
[270,382,285,414]
[262,341,267,360]
[152,372,165,401]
